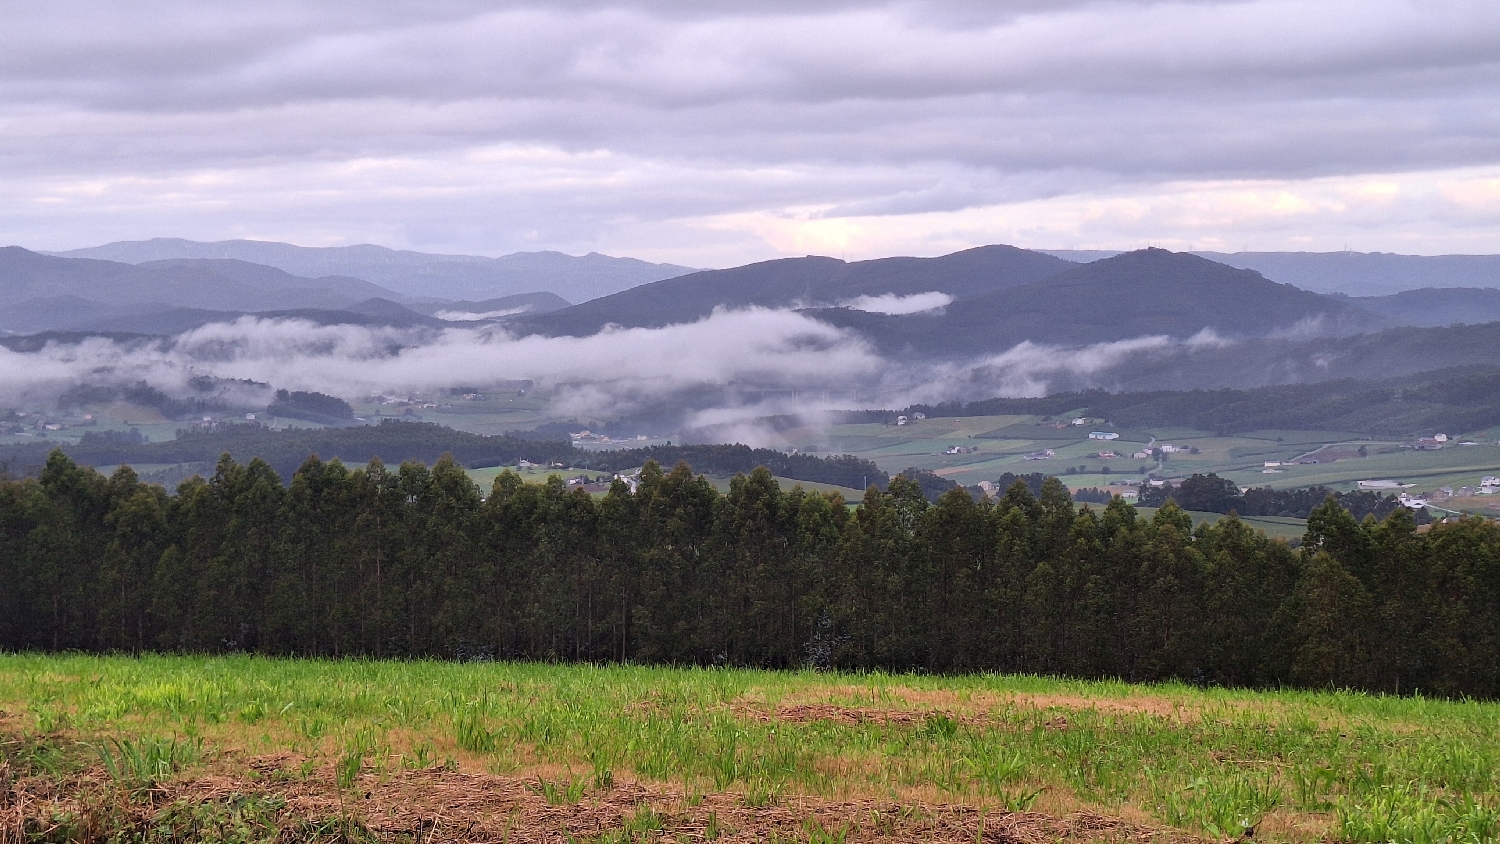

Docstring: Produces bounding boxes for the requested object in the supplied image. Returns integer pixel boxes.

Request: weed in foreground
[803,818,851,844]
[97,736,200,791]
[532,775,588,805]
[588,805,666,844]
[1336,785,1500,844]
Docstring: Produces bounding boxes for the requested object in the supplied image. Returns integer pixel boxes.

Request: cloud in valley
[0,309,1242,430]
[839,292,952,315]
[2,1,1500,263]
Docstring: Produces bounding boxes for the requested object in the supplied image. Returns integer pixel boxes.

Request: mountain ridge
[50,238,697,302]
[519,244,1074,336]
[1041,249,1500,296]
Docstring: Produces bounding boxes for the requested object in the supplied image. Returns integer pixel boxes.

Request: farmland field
[463,465,866,501]
[4,655,1499,843]
[776,415,1500,501]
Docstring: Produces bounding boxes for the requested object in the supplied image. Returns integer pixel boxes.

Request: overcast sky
[4,0,1500,265]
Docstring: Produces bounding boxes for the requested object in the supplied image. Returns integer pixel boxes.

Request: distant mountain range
[15,238,1500,375]
[520,247,1383,356]
[1042,249,1500,296]
[0,247,409,334]
[0,247,577,334]
[50,238,696,303]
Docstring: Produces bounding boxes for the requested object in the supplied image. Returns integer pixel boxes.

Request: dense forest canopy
[3,449,1499,699]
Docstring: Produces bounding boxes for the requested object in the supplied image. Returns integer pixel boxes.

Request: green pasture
[788,414,1500,497]
[700,475,865,500]
[462,466,866,501]
[3,655,1499,842]
[50,393,1500,500]
[1130,506,1308,541]
[465,464,598,490]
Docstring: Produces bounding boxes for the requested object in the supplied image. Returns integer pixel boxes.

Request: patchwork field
[463,465,866,501]
[3,655,1499,843]
[781,415,1500,500]
[14,389,1500,516]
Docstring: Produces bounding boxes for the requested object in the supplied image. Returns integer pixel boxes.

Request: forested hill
[0,420,886,491]
[908,366,1500,437]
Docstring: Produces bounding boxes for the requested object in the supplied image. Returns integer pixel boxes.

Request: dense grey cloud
[3,1,1500,263]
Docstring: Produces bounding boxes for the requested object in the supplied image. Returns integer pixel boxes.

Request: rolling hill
[811,248,1382,356]
[519,245,1074,336]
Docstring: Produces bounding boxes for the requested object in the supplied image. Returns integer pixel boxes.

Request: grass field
[4,655,1499,843]
[1130,507,1309,541]
[775,416,1500,501]
[462,466,866,501]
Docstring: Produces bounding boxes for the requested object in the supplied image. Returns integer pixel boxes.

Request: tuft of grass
[590,805,665,844]
[803,818,850,844]
[532,775,588,805]
[455,709,497,753]
[97,736,200,790]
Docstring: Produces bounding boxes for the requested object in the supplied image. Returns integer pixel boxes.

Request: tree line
[0,421,887,491]
[1141,473,1420,522]
[3,449,1499,698]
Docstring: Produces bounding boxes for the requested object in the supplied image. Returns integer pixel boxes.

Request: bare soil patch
[2,750,1201,844]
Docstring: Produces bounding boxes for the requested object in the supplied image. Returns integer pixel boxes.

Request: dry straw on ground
[2,748,1198,844]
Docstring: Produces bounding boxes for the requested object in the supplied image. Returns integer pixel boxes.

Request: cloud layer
[0,308,1236,431]
[4,1,1500,263]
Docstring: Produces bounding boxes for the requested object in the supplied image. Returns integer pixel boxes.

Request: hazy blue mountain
[1041,248,1500,296]
[135,258,396,302]
[522,245,1073,336]
[52,238,696,302]
[82,307,248,335]
[0,243,578,334]
[1201,251,1500,296]
[0,295,144,334]
[85,301,445,335]
[0,246,416,329]
[1350,288,1500,328]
